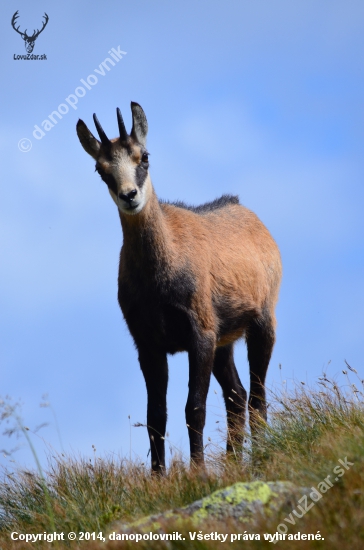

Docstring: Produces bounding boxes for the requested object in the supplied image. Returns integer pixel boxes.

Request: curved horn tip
[93,113,110,145]
[117,107,128,141]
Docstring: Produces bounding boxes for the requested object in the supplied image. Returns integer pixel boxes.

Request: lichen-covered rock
[113,481,306,533]
[181,480,300,523]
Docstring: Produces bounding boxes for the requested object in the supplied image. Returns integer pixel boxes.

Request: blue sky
[1,0,364,469]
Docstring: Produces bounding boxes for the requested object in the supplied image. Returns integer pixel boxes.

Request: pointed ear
[76,119,101,160]
[130,102,148,146]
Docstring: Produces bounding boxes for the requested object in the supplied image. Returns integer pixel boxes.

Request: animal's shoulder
[160,194,240,215]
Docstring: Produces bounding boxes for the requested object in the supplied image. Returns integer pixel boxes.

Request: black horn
[117,108,128,142]
[93,113,110,146]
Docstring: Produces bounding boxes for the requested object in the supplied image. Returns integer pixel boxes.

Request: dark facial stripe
[103,174,118,195]
[135,162,148,189]
[96,165,118,195]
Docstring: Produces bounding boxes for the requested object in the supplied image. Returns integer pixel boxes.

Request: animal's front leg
[138,348,168,474]
[185,331,215,467]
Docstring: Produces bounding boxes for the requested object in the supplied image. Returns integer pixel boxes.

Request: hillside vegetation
[0,370,363,549]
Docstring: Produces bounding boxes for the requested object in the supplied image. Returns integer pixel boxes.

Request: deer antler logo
[11,11,49,54]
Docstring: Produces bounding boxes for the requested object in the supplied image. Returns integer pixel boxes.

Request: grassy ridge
[0,374,363,549]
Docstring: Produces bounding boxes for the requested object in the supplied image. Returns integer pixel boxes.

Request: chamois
[76,102,282,473]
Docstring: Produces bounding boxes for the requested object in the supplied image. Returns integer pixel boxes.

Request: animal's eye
[141,152,149,164]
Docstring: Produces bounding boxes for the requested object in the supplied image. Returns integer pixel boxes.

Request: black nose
[118,189,137,204]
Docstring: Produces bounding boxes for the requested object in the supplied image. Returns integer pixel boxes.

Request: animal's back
[163,194,240,214]
[159,195,281,348]
[161,195,281,306]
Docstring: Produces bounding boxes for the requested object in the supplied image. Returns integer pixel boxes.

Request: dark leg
[138,348,168,474]
[213,344,247,458]
[185,332,215,466]
[246,312,275,434]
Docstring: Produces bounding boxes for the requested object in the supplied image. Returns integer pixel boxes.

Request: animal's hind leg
[213,344,247,458]
[246,312,276,434]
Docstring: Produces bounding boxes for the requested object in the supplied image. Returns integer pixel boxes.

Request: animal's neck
[118,188,171,270]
